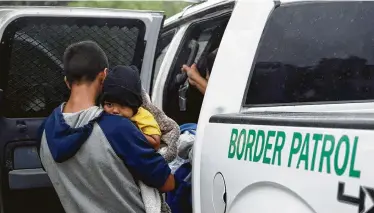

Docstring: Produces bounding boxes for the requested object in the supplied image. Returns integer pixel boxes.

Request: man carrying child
[38,40,175,213]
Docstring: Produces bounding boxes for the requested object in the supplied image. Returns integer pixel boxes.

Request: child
[101,65,161,151]
[101,65,172,213]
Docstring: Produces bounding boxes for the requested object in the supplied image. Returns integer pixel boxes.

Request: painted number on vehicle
[227,128,361,178]
[337,182,374,213]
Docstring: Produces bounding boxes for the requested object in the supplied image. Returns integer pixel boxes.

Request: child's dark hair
[101,65,142,114]
[63,40,109,85]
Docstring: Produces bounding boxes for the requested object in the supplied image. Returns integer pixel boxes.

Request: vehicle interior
[0,16,147,213]
[163,14,230,125]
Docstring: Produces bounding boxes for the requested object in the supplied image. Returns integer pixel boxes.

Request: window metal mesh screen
[2,19,143,118]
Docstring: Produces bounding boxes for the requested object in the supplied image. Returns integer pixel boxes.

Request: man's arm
[99,115,175,191]
[193,77,208,95]
[182,64,208,95]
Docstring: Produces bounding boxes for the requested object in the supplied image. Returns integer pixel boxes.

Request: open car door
[0,7,164,213]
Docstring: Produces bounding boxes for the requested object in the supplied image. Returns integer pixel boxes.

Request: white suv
[154,0,374,213]
[1,1,373,213]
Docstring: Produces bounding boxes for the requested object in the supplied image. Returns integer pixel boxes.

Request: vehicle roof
[164,0,314,27]
[164,0,234,26]
[0,6,163,15]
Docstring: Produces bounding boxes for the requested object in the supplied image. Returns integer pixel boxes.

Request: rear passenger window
[0,17,145,118]
[245,2,374,106]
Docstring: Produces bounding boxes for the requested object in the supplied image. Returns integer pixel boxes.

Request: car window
[0,17,145,118]
[151,29,177,92]
[153,43,171,83]
[245,2,374,106]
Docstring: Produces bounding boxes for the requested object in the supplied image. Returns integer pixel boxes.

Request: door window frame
[241,1,374,114]
[150,27,178,96]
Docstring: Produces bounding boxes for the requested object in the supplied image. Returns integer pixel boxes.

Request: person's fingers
[191,63,197,69]
[181,64,188,72]
[188,78,195,86]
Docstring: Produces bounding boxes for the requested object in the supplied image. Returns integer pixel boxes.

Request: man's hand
[159,174,175,192]
[182,64,201,85]
[181,63,208,95]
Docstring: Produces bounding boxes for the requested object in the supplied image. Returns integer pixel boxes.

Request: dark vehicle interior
[0,16,147,213]
[163,14,230,125]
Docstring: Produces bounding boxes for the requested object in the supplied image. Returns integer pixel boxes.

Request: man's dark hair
[63,40,109,84]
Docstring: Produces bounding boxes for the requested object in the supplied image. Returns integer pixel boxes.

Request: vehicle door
[0,7,163,213]
[197,1,374,212]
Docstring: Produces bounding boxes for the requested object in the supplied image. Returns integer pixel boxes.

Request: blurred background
[0,1,196,18]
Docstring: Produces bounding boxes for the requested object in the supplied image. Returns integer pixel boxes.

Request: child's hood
[40,104,103,163]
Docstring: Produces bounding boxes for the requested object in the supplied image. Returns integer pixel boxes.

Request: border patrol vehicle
[0,0,373,213]
[153,0,374,213]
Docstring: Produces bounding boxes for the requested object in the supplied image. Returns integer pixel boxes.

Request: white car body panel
[193,0,274,212]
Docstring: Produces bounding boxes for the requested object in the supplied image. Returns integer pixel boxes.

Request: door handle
[16,120,27,133]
